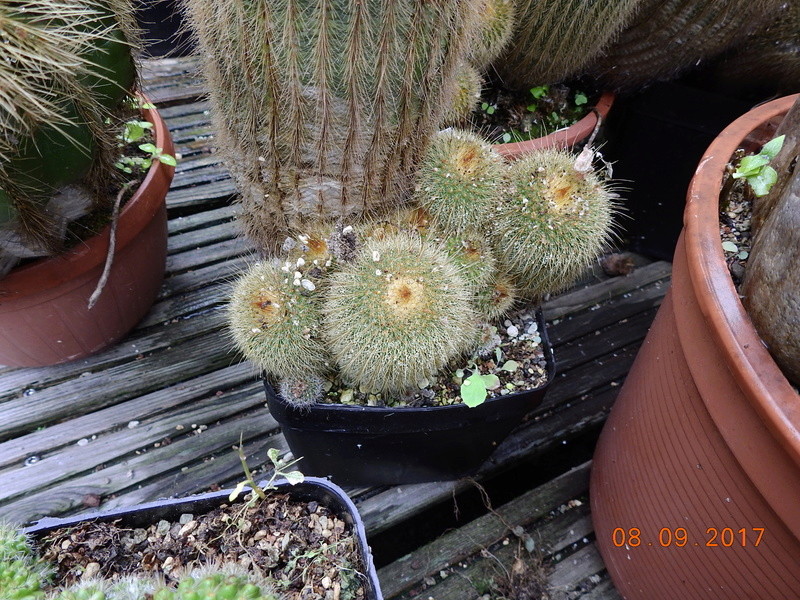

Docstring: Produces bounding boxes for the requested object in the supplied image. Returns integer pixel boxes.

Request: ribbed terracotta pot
[0,103,174,367]
[494,91,614,160]
[590,95,800,599]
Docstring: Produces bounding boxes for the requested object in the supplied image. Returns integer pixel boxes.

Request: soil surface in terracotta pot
[36,490,369,600]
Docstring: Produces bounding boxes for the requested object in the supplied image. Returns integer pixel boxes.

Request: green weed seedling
[732,134,785,197]
[229,440,304,506]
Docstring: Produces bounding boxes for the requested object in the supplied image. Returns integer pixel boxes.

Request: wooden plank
[4,410,275,525]
[166,237,253,274]
[159,254,252,298]
[0,382,267,504]
[378,462,591,598]
[0,364,255,470]
[543,261,672,321]
[168,205,239,235]
[0,327,237,441]
[166,179,237,210]
[138,281,231,328]
[167,220,238,254]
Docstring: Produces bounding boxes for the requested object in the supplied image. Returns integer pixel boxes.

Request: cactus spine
[469,0,517,69]
[227,260,331,381]
[0,1,138,276]
[323,232,477,394]
[185,0,483,253]
[588,0,783,90]
[441,62,483,128]
[493,149,615,299]
[494,0,642,90]
[0,524,50,599]
[414,129,504,235]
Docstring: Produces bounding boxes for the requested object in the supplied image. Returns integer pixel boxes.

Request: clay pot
[0,103,174,367]
[590,95,800,598]
[494,91,615,160]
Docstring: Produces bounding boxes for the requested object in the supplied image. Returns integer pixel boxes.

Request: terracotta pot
[590,95,800,599]
[0,103,174,367]
[494,91,615,160]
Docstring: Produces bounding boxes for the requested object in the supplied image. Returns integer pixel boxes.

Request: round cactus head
[441,62,483,127]
[474,269,518,320]
[470,0,517,68]
[415,129,504,235]
[278,373,326,407]
[228,260,330,380]
[426,228,496,294]
[493,148,615,299]
[323,232,477,394]
[153,573,277,600]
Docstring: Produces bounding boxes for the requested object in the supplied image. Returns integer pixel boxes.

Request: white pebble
[507,325,519,337]
[301,279,316,291]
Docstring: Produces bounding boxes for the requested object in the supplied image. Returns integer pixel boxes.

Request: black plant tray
[24,477,383,600]
[265,310,555,486]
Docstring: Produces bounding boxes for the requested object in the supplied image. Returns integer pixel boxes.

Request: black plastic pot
[266,311,555,486]
[24,477,383,600]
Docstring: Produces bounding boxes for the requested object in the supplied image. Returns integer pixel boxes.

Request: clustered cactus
[0,525,50,599]
[228,131,616,400]
[0,0,139,277]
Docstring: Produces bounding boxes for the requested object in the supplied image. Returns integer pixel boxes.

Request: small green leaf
[738,250,749,260]
[481,102,489,110]
[502,132,512,143]
[749,165,778,197]
[159,154,178,166]
[283,470,305,485]
[574,92,588,106]
[486,106,495,115]
[735,154,770,178]
[721,241,738,253]
[530,85,548,99]
[267,448,280,463]
[461,372,488,408]
[141,158,153,170]
[761,135,785,159]
[140,101,156,110]
[526,103,538,112]
[480,374,501,390]
[500,360,519,372]
[138,143,158,154]
[229,481,247,502]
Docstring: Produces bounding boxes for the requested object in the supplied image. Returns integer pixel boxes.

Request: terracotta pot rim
[0,95,175,296]
[494,91,615,159]
[684,93,800,463]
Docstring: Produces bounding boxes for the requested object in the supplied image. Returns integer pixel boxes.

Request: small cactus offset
[441,62,483,127]
[227,260,331,381]
[588,0,783,91]
[494,0,642,90]
[0,524,50,600]
[184,0,483,253]
[474,269,518,321]
[0,0,138,276]
[414,129,504,235]
[278,374,326,407]
[468,0,517,70]
[493,148,615,299]
[426,228,497,294]
[323,232,477,394]
[152,573,278,600]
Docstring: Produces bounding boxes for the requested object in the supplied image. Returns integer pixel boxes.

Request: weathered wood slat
[166,237,252,274]
[166,179,237,209]
[378,462,591,598]
[3,410,274,525]
[0,328,237,441]
[168,205,239,235]
[0,364,255,470]
[159,255,252,298]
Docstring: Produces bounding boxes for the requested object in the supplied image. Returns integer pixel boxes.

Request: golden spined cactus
[474,268,518,321]
[426,228,497,294]
[441,62,484,128]
[493,148,615,299]
[414,129,504,235]
[227,260,331,381]
[493,0,642,90]
[185,0,483,253]
[588,0,783,91]
[469,0,517,69]
[323,232,477,394]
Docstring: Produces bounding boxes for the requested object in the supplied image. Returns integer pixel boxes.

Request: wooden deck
[0,57,672,599]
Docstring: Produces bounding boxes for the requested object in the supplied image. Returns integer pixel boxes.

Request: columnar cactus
[185,0,483,253]
[227,260,331,381]
[493,148,615,299]
[414,129,504,235]
[323,232,477,394]
[588,0,783,91]
[0,1,138,276]
[493,0,642,90]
